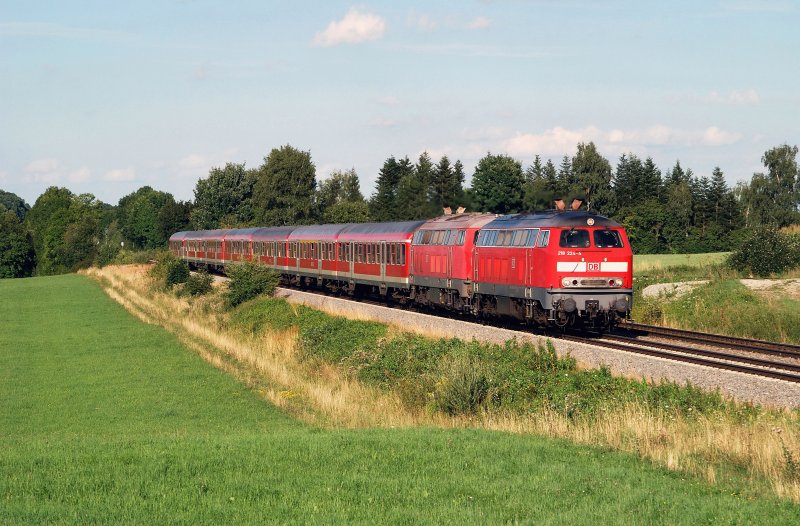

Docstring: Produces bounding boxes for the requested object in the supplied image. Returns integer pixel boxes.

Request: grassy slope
[633,252,730,271]
[2,275,798,524]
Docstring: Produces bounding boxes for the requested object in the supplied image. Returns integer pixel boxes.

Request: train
[169,206,633,329]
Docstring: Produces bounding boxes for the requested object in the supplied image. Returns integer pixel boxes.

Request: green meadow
[633,252,731,272]
[1,274,798,524]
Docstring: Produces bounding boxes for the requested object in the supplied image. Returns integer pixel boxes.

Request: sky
[1,1,798,207]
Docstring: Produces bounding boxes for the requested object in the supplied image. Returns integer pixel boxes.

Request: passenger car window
[594,229,623,248]
[559,229,590,248]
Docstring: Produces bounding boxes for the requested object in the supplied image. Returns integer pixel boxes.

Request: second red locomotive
[169,209,633,328]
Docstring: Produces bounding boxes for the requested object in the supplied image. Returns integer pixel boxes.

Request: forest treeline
[1,142,798,278]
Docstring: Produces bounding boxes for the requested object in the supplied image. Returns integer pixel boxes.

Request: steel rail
[560,334,800,384]
[618,321,800,358]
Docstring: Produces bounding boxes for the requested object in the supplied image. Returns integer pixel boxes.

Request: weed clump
[434,354,489,415]
[224,262,279,307]
[150,251,189,288]
[185,270,213,296]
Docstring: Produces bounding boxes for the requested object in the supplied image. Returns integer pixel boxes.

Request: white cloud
[178,154,209,170]
[312,8,385,47]
[369,117,399,128]
[25,158,60,173]
[104,167,135,182]
[705,89,760,105]
[377,95,400,106]
[23,158,62,183]
[0,170,7,182]
[493,125,742,158]
[466,16,492,30]
[701,126,742,146]
[68,167,91,183]
[503,127,602,157]
[408,12,437,31]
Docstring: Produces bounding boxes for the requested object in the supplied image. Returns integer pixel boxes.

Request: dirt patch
[641,280,708,299]
[741,278,800,300]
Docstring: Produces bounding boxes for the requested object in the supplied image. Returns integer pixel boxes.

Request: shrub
[186,271,214,296]
[224,262,280,308]
[727,227,800,277]
[433,354,489,416]
[150,252,189,288]
[165,259,189,287]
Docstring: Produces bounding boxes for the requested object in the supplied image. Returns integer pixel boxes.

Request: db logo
[587,263,601,272]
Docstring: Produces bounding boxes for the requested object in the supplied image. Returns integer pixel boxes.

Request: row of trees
[1,143,798,278]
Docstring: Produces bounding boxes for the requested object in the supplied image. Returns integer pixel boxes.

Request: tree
[430,155,466,211]
[0,209,36,277]
[396,153,437,220]
[525,155,544,184]
[25,188,104,275]
[117,186,174,249]
[317,168,370,223]
[613,154,643,205]
[471,153,524,214]
[735,144,799,228]
[523,155,554,211]
[706,167,738,230]
[370,156,402,221]
[323,201,371,223]
[252,145,317,226]
[158,200,193,240]
[191,162,256,229]
[317,169,363,211]
[572,142,614,213]
[0,190,30,221]
[640,157,663,202]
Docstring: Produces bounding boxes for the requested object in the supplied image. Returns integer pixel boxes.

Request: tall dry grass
[84,265,800,502]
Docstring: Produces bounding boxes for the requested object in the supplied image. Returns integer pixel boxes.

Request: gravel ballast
[276,288,800,409]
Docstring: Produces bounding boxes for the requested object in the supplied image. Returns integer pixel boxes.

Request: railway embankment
[278,287,800,409]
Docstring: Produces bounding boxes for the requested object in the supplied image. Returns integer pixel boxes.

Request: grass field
[633,252,731,272]
[3,274,800,523]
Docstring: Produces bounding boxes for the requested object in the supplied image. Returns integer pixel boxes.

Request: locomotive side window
[537,230,550,247]
[594,229,623,248]
[525,228,540,247]
[476,229,497,246]
[560,229,590,248]
[456,230,465,246]
[399,244,406,265]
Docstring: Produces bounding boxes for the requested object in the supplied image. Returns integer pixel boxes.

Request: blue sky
[1,1,798,206]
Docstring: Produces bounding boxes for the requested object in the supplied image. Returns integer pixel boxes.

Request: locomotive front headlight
[561,278,571,287]
[614,278,623,287]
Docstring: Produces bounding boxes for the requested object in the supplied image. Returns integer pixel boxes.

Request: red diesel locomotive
[169,209,633,328]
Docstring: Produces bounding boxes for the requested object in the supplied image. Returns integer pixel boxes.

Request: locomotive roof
[418,213,497,230]
[483,210,620,229]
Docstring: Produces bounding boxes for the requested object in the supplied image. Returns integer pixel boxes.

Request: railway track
[617,321,800,358]
[267,282,800,384]
[562,332,800,384]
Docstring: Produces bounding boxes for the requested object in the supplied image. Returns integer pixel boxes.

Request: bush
[150,252,189,288]
[186,271,214,296]
[727,227,800,277]
[433,354,489,416]
[224,262,280,308]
